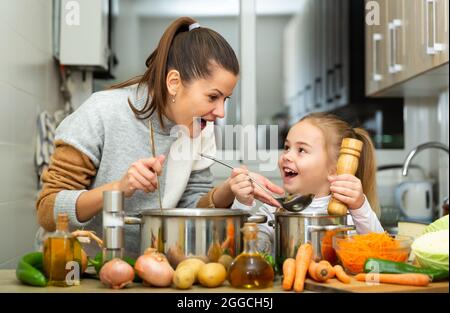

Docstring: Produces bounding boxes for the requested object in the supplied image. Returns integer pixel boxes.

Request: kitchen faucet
[402,141,449,216]
[402,141,449,176]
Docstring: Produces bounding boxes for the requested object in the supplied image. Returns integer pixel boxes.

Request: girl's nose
[282,150,294,162]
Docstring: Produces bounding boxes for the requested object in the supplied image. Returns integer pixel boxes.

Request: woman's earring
[172,93,176,103]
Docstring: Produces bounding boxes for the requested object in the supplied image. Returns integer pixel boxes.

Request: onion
[135,250,174,287]
[99,258,135,289]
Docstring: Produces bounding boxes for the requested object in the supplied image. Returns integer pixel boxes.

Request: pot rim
[137,208,251,217]
[274,211,350,218]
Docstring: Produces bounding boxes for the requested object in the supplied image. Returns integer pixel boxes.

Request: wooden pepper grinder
[327,138,364,216]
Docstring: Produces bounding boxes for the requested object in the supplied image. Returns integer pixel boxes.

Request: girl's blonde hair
[299,112,380,217]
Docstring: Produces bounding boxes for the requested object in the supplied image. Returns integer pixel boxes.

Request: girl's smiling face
[278,121,334,197]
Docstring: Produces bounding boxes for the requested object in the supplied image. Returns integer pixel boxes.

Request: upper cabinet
[284,0,349,123]
[365,0,449,97]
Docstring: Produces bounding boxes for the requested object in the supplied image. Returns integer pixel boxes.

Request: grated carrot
[335,232,409,274]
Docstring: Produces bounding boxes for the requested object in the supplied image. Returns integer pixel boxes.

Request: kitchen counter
[1,270,448,293]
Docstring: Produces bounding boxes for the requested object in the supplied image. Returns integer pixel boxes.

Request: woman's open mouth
[200,118,207,130]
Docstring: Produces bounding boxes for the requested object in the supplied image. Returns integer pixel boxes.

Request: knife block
[327,138,364,216]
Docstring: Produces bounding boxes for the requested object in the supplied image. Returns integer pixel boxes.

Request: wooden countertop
[1,270,448,293]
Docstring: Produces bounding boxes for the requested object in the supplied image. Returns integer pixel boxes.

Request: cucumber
[364,258,449,281]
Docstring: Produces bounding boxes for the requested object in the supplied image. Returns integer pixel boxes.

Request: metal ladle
[200,153,314,212]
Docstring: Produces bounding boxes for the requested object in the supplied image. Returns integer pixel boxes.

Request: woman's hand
[229,167,284,207]
[328,174,365,210]
[116,155,166,197]
[229,167,254,206]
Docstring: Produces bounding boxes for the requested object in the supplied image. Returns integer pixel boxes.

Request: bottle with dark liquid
[228,223,274,289]
[43,213,81,286]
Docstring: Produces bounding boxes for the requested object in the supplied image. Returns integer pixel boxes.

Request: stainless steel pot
[273,211,355,265]
[124,208,266,268]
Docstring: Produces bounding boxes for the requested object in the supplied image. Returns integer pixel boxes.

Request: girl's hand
[116,155,166,197]
[229,167,255,206]
[248,172,284,207]
[328,174,365,210]
[229,167,284,207]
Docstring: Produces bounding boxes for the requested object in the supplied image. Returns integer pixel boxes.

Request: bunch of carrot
[334,232,409,274]
[282,243,352,292]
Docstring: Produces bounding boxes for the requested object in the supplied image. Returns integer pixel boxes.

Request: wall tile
[0,0,52,54]
[0,144,15,204]
[0,83,14,144]
[0,25,47,99]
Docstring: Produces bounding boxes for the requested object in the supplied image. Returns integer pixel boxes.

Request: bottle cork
[55,213,69,232]
[327,138,364,216]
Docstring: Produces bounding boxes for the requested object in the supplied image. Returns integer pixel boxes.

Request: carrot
[334,265,351,284]
[321,230,338,264]
[282,258,296,290]
[308,261,329,282]
[293,243,313,292]
[225,218,235,255]
[335,232,409,274]
[355,273,430,287]
[319,260,336,279]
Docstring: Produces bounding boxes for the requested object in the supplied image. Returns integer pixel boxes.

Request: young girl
[230,112,384,252]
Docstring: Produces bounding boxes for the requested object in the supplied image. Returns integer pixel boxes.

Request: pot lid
[137,208,250,217]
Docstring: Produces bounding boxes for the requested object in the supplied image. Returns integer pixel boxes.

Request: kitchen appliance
[102,190,125,262]
[376,164,426,226]
[395,181,434,223]
[272,211,354,266]
[124,209,266,269]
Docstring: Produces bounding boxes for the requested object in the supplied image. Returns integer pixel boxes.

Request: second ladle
[199,153,314,212]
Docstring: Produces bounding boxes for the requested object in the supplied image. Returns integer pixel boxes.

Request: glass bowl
[332,233,413,275]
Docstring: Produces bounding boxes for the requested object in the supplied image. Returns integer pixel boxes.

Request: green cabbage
[424,215,449,234]
[412,229,449,272]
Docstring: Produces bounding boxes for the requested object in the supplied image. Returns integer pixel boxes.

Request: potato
[198,263,227,288]
[173,266,195,289]
[177,258,205,283]
[218,254,234,271]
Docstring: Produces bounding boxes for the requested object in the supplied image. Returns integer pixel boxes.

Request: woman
[36,17,282,257]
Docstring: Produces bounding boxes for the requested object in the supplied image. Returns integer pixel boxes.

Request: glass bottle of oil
[43,213,81,286]
[228,223,274,289]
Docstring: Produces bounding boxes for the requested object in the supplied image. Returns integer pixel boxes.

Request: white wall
[0,0,63,268]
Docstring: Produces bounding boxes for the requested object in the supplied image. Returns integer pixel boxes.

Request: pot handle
[246,214,267,224]
[307,225,355,232]
[124,216,143,225]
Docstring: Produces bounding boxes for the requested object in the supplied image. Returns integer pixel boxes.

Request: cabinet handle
[426,0,445,55]
[314,78,322,109]
[389,19,403,74]
[372,33,383,82]
[303,85,312,112]
[326,69,334,103]
[334,63,343,100]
